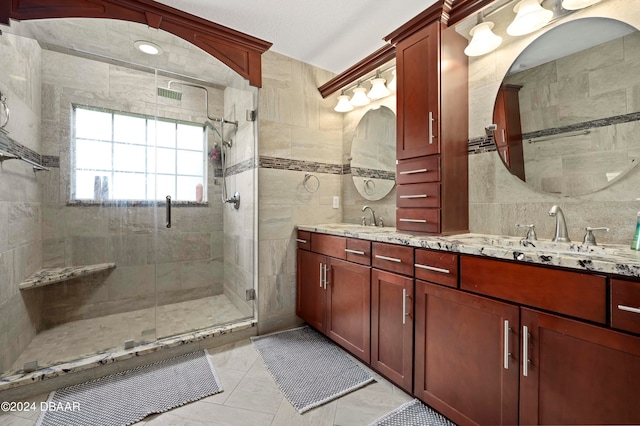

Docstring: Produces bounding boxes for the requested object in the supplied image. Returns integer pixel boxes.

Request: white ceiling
[154,0,437,74]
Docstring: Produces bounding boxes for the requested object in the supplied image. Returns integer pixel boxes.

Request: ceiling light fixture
[464,20,503,56]
[134,40,163,55]
[507,0,553,36]
[367,71,391,100]
[334,91,354,112]
[561,0,602,9]
[350,83,371,107]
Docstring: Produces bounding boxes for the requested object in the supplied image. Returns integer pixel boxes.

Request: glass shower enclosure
[0,17,257,379]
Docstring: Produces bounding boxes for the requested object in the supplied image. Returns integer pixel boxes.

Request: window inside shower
[72,106,207,202]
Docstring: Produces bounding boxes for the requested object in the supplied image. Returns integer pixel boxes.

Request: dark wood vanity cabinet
[296,232,371,363]
[392,19,468,235]
[371,269,414,393]
[493,84,525,181]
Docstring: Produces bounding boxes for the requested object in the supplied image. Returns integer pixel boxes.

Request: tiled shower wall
[0,33,44,373]
[466,0,640,245]
[38,47,228,327]
[257,51,343,333]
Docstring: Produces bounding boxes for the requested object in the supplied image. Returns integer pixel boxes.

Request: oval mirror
[494,17,640,196]
[351,106,396,200]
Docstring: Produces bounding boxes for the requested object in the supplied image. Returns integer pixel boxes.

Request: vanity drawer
[397,183,440,208]
[296,230,311,250]
[460,256,607,324]
[372,242,414,276]
[414,249,458,288]
[311,233,346,259]
[397,156,440,184]
[396,208,440,233]
[345,238,371,266]
[611,279,640,335]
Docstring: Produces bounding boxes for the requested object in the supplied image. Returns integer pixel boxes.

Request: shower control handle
[166,195,171,228]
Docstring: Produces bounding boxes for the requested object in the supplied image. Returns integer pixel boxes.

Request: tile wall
[0,32,44,373]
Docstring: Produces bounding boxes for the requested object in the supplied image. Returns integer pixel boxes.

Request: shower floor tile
[6,295,248,376]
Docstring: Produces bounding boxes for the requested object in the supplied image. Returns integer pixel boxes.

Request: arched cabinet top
[0,0,272,87]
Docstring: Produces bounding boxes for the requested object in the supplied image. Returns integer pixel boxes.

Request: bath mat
[369,399,456,426]
[251,326,375,413]
[36,350,222,426]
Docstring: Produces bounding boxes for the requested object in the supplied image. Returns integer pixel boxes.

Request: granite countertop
[297,224,640,279]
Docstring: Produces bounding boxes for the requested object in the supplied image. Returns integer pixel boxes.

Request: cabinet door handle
[399,194,427,199]
[402,288,408,325]
[399,168,428,175]
[165,195,171,228]
[414,264,450,274]
[324,264,329,289]
[503,150,508,163]
[375,254,402,263]
[399,218,427,223]
[522,325,529,377]
[319,263,324,288]
[501,128,506,144]
[296,238,307,243]
[345,249,365,255]
[504,320,510,370]
[428,111,434,144]
[618,304,640,314]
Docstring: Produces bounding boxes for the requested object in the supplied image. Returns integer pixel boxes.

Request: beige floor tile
[333,381,413,426]
[160,400,274,426]
[270,398,338,426]
[199,367,246,405]
[0,414,36,426]
[207,340,258,372]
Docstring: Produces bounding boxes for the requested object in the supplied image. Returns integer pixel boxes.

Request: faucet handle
[583,227,609,246]
[516,224,537,241]
[378,217,384,227]
[361,216,367,226]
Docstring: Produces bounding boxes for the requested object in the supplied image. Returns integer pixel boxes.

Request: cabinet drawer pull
[402,288,408,325]
[617,304,640,314]
[501,128,506,144]
[504,320,510,370]
[324,264,329,289]
[375,254,402,263]
[414,264,450,274]
[399,218,427,223]
[400,194,427,199]
[345,248,366,255]
[296,238,308,243]
[522,325,529,377]
[319,263,323,288]
[399,168,428,175]
[428,111,434,144]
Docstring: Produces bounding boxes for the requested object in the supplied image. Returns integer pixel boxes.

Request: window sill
[66,200,210,207]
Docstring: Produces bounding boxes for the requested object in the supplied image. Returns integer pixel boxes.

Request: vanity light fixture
[134,40,163,55]
[350,82,371,107]
[367,71,391,100]
[464,21,503,56]
[561,0,602,9]
[388,70,397,92]
[506,0,553,36]
[334,90,354,112]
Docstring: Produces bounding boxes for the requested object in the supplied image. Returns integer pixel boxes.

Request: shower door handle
[166,195,171,228]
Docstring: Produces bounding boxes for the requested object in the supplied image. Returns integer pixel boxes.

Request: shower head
[157,86,182,101]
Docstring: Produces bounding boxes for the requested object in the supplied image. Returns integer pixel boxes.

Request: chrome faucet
[362,205,377,227]
[548,205,570,242]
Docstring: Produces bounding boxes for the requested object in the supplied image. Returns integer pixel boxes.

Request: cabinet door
[326,257,371,363]
[371,269,413,392]
[415,280,519,426]
[520,308,640,425]
[296,249,326,332]
[396,22,439,159]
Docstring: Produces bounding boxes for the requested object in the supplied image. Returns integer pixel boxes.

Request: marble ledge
[297,224,640,279]
[0,320,256,392]
[19,263,117,290]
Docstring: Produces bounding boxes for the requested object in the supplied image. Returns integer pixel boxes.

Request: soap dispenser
[632,211,640,251]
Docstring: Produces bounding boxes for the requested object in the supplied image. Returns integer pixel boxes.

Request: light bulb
[464,22,503,56]
[367,78,391,100]
[334,94,353,112]
[350,86,370,107]
[507,0,553,36]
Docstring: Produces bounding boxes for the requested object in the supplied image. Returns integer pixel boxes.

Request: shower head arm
[166,81,239,128]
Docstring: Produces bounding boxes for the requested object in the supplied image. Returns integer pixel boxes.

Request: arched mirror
[351,105,396,200]
[494,17,640,196]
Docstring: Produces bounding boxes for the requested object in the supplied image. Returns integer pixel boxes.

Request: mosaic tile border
[67,200,209,207]
[351,166,395,180]
[0,131,53,168]
[259,156,344,174]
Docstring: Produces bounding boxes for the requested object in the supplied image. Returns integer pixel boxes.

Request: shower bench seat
[18,263,117,290]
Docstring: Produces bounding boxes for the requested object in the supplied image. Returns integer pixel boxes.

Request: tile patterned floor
[5,295,248,376]
[0,338,413,426]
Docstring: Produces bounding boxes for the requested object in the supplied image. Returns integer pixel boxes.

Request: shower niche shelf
[19,263,117,290]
